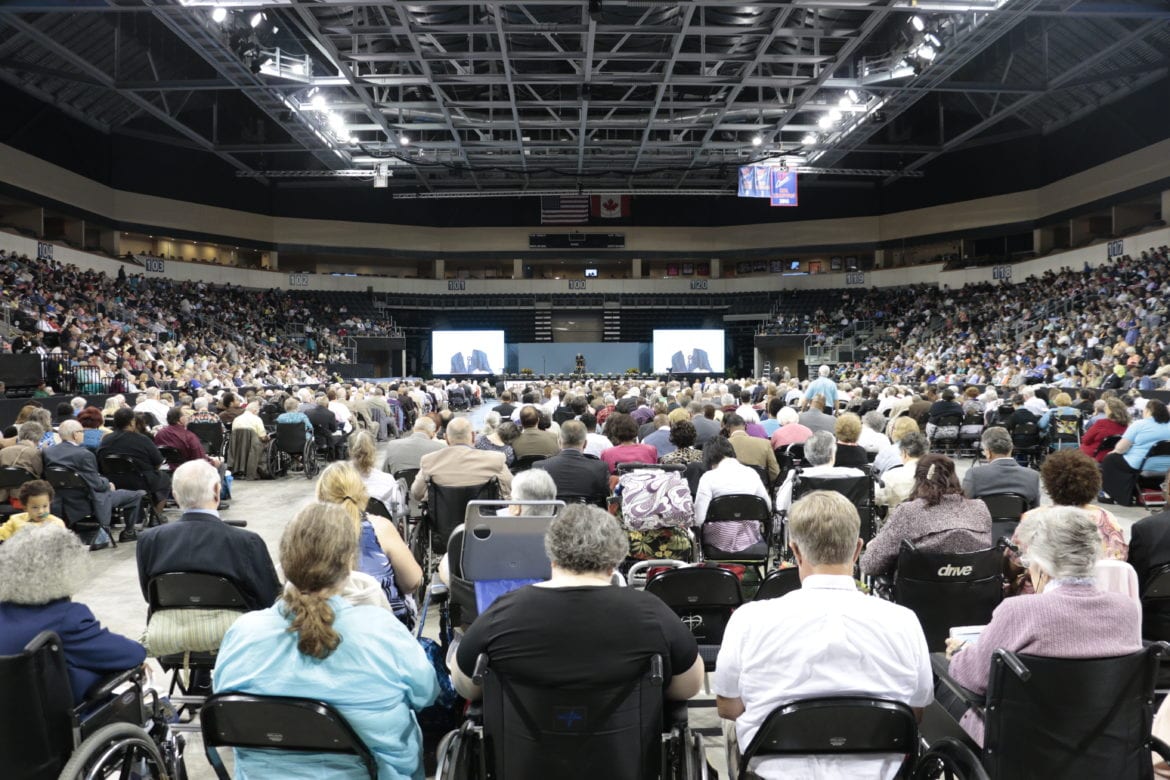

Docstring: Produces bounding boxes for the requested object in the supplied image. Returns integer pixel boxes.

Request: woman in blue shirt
[1101,399,1170,506]
[213,502,437,780]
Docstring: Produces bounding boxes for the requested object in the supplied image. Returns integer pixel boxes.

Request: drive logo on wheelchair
[936,564,974,577]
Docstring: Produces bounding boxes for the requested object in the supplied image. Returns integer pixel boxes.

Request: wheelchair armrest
[82,665,143,702]
[930,653,985,714]
[1152,736,1170,765]
[665,700,690,727]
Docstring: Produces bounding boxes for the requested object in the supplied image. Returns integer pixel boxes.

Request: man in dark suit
[44,420,144,540]
[491,391,517,418]
[136,459,280,613]
[306,394,346,459]
[671,348,712,373]
[534,420,610,504]
[692,403,722,448]
[961,427,1041,508]
[96,407,171,516]
[1128,478,1170,638]
[451,349,493,374]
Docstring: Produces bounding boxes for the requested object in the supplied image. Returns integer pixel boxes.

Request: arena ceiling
[0,1,1167,195]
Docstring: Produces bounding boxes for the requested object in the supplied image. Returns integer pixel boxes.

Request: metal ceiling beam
[0,13,260,176]
[630,3,696,176]
[886,17,1166,183]
[488,2,528,177]
[575,13,595,177]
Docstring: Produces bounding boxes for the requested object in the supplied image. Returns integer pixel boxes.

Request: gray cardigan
[860,494,993,577]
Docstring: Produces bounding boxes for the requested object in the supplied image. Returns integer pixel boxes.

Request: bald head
[445,417,473,444]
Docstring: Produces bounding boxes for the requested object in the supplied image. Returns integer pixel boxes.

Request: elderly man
[511,405,558,460]
[133,387,170,427]
[383,417,446,476]
[411,417,513,501]
[533,420,610,504]
[43,419,144,541]
[692,403,723,447]
[713,490,931,779]
[775,431,867,515]
[725,413,781,483]
[803,365,838,411]
[798,394,837,436]
[962,427,1041,508]
[0,421,45,502]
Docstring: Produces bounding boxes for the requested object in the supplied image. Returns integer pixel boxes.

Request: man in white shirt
[734,390,760,425]
[581,411,613,458]
[774,431,866,514]
[713,490,932,780]
[134,387,170,426]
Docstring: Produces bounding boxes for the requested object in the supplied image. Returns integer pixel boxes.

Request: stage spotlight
[751,134,763,147]
[828,109,843,122]
[211,6,227,23]
[910,15,925,31]
[250,11,263,28]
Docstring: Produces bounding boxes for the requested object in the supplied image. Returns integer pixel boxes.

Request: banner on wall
[770,169,798,207]
[738,165,798,206]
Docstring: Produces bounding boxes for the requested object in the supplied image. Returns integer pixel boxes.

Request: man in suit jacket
[725,413,781,482]
[383,417,446,475]
[961,427,1041,508]
[511,405,559,460]
[534,421,610,504]
[43,420,144,537]
[306,394,347,459]
[451,349,493,374]
[97,407,171,513]
[136,460,280,613]
[1129,487,1170,639]
[671,348,713,373]
[692,404,722,448]
[411,417,513,501]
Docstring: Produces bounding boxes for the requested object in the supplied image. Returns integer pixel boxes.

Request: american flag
[540,195,590,225]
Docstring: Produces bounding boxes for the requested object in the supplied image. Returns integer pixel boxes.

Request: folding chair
[0,465,37,520]
[99,453,163,527]
[1135,441,1170,512]
[510,454,548,474]
[44,465,117,549]
[1009,421,1043,468]
[646,566,743,671]
[188,422,225,459]
[201,693,377,780]
[977,493,1028,544]
[754,567,801,601]
[700,494,772,580]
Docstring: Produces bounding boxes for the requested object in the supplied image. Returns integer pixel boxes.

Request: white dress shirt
[584,432,613,458]
[712,575,932,780]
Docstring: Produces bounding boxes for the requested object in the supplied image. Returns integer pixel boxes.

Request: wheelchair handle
[997,650,1031,682]
[472,653,489,686]
[650,655,664,686]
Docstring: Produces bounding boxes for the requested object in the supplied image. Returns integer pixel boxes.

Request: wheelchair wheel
[59,721,171,779]
[304,446,320,479]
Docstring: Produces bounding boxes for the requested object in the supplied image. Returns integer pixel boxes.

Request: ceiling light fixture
[211,6,227,23]
[399,134,411,146]
[250,11,263,28]
[751,134,763,146]
[802,133,817,145]
[846,89,860,103]
[910,15,925,31]
[817,115,834,130]
[311,94,326,110]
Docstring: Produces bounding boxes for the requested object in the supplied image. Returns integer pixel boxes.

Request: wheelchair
[434,653,708,780]
[0,630,186,780]
[266,422,320,480]
[411,478,501,595]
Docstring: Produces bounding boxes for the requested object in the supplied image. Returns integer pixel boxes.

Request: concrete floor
[73,407,1153,779]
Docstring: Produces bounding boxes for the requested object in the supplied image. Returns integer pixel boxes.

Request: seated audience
[533,420,610,504]
[0,422,44,503]
[0,524,146,703]
[861,454,992,577]
[1129,474,1170,639]
[581,411,613,457]
[833,413,869,468]
[1101,399,1170,506]
[798,393,836,435]
[775,431,867,515]
[410,417,513,501]
[1080,397,1130,463]
[44,420,144,540]
[213,503,438,780]
[348,430,403,512]
[962,427,1041,508]
[317,461,421,626]
[383,417,445,476]
[512,405,559,459]
[872,417,921,478]
[858,410,891,453]
[0,480,65,542]
[925,389,964,441]
[452,503,703,703]
[275,396,314,436]
[725,413,780,483]
[713,490,931,779]
[97,407,171,516]
[945,507,1142,745]
[875,431,927,509]
[76,406,107,450]
[600,412,659,474]
[694,436,772,554]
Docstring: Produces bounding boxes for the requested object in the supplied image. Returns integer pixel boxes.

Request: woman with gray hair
[944,506,1141,745]
[474,410,516,465]
[451,503,704,704]
[0,525,145,703]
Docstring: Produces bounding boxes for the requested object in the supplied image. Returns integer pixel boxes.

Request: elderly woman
[833,413,869,468]
[76,405,108,450]
[475,410,515,465]
[213,503,438,780]
[860,454,992,578]
[600,412,659,474]
[438,468,559,628]
[874,432,928,510]
[769,406,813,450]
[660,419,703,465]
[694,436,772,555]
[0,480,65,542]
[0,525,145,703]
[316,462,422,626]
[1101,399,1170,506]
[873,416,922,478]
[945,507,1142,745]
[452,503,703,705]
[1079,397,1131,463]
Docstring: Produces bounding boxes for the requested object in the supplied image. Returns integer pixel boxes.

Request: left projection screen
[433,330,505,375]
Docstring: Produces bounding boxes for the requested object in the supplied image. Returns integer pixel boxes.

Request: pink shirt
[601,443,659,474]
[770,423,813,450]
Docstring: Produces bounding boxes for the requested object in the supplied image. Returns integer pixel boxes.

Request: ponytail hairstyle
[279,502,358,659]
[908,453,963,507]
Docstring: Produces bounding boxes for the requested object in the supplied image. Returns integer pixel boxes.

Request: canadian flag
[590,194,630,219]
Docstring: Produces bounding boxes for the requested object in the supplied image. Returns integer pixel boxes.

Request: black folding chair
[99,453,162,527]
[1135,440,1170,512]
[157,445,185,470]
[754,567,801,601]
[201,693,377,780]
[923,645,1170,779]
[0,465,38,520]
[1009,421,1043,467]
[928,414,963,454]
[892,541,1005,652]
[796,474,877,545]
[700,494,772,578]
[646,566,743,671]
[1141,562,1170,642]
[44,465,115,548]
[510,454,548,473]
[738,697,920,780]
[1094,434,1123,460]
[977,492,1028,544]
[1047,413,1082,451]
[188,422,225,459]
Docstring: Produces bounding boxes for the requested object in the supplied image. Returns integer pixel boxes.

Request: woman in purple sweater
[945,506,1142,744]
[860,454,992,578]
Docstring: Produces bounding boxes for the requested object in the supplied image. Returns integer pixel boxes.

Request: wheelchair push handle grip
[472,653,489,686]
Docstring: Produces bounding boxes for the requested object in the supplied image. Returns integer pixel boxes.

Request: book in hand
[948,625,987,645]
